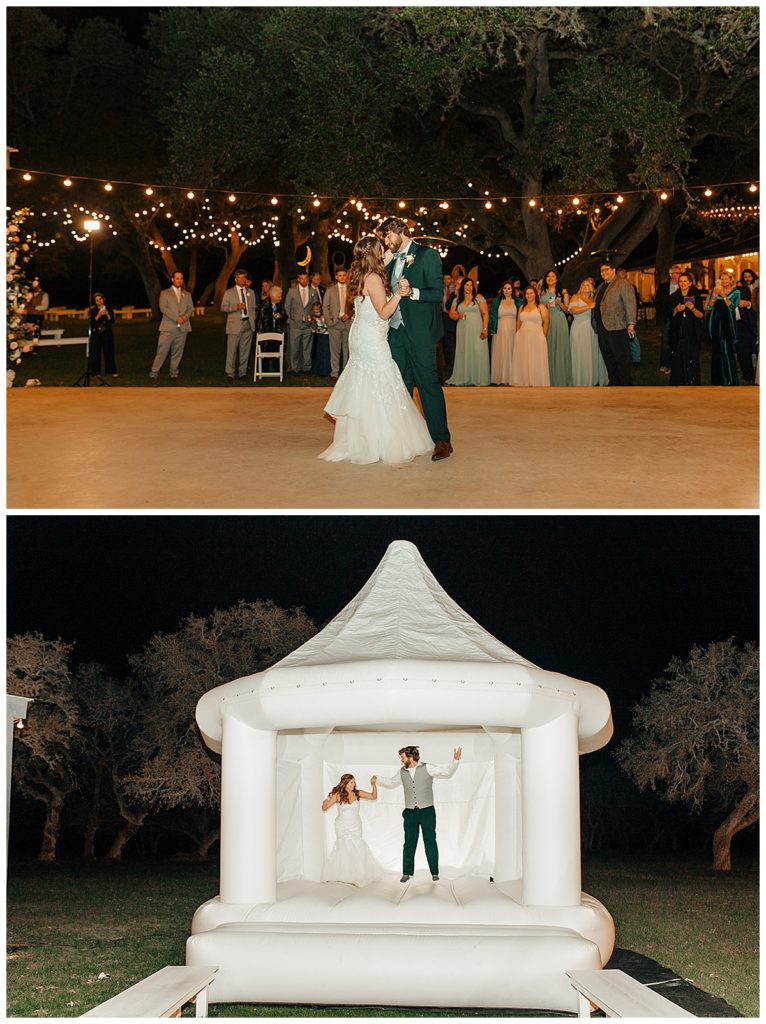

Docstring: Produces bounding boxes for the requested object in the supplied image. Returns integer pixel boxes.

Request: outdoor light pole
[73,220,108,387]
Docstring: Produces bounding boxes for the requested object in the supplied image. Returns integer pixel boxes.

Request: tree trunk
[711,788,759,872]
[149,225,178,279]
[187,245,199,297]
[83,770,101,859]
[519,177,554,280]
[196,828,220,859]
[213,230,251,309]
[38,791,64,863]
[106,793,147,861]
[121,232,163,319]
[654,205,681,282]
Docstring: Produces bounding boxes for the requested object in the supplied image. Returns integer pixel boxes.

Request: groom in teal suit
[380,217,453,460]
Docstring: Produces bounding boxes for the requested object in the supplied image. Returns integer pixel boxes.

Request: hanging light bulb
[704,188,713,197]
[398,200,406,209]
[660,191,669,201]
[22,173,32,181]
[484,200,492,209]
[312,198,321,207]
[748,183,758,193]
[228,194,237,203]
[145,187,154,196]
[616,195,624,204]
[63,178,72,187]
[572,197,580,206]
[528,198,537,208]
[104,183,113,191]
[271,197,279,205]
[186,191,195,200]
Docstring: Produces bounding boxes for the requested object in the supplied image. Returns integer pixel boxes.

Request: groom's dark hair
[379,216,411,237]
[399,745,420,761]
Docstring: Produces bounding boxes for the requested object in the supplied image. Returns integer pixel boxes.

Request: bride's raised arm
[365,271,403,321]
[321,791,339,812]
[358,775,378,801]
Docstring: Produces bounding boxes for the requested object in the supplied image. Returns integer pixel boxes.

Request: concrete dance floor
[7,385,758,509]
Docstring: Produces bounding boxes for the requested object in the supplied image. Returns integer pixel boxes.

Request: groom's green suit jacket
[387,242,443,345]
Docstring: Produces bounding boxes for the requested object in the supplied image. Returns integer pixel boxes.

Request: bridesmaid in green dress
[539,270,573,386]
[446,278,490,386]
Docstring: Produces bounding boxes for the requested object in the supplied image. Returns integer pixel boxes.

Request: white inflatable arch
[187,540,615,1013]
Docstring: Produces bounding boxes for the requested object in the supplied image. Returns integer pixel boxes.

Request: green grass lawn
[10,315,712,388]
[6,853,757,1017]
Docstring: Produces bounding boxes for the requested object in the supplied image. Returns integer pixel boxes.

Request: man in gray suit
[221,269,257,380]
[150,270,194,384]
[284,271,319,373]
[594,262,637,386]
[322,268,353,380]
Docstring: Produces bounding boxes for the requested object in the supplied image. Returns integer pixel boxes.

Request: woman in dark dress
[735,269,758,383]
[668,273,704,385]
[255,285,287,374]
[88,292,117,375]
[706,271,740,385]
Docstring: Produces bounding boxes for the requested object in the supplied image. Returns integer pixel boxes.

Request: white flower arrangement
[405,254,415,267]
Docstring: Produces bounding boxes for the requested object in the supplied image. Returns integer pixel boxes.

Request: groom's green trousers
[388,325,450,444]
[402,805,439,875]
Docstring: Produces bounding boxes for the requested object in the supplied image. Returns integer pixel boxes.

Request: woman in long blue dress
[706,271,740,385]
[539,270,572,386]
[446,278,490,386]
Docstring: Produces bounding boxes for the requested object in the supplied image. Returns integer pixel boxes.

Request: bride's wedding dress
[321,800,383,886]
[319,295,434,464]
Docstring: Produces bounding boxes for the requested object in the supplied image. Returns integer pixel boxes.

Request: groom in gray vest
[377,745,462,882]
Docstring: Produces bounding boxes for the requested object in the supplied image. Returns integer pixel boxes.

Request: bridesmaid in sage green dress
[539,270,572,386]
[446,278,490,386]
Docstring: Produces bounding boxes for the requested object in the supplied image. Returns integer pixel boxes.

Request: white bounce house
[187,540,615,1012]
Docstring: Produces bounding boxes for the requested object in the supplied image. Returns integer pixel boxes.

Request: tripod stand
[72,220,110,386]
[72,321,110,387]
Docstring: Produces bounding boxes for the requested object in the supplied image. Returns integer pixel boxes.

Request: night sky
[6,516,758,738]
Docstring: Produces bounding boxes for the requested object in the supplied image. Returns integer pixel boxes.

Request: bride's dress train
[321,801,383,886]
[319,295,433,464]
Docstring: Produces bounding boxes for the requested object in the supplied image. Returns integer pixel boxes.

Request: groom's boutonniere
[405,254,415,268]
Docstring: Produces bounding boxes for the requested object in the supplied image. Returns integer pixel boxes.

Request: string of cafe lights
[11,165,759,255]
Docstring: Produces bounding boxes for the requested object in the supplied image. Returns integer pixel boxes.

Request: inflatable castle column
[520,710,581,906]
[299,732,331,881]
[220,713,277,904]
[486,730,521,882]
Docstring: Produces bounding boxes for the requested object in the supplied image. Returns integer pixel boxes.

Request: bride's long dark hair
[328,773,358,804]
[348,235,390,302]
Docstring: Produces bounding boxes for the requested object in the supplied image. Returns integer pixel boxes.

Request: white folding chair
[254,332,285,382]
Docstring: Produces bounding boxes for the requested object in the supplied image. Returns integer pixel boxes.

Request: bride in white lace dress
[321,773,383,886]
[319,235,434,464]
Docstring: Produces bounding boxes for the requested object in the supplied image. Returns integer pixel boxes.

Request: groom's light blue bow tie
[393,251,408,262]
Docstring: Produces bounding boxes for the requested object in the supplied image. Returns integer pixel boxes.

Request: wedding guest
[568,279,607,386]
[654,263,682,374]
[25,277,49,336]
[256,284,287,374]
[511,285,550,386]
[540,269,572,385]
[284,271,320,374]
[88,292,117,376]
[311,271,325,307]
[736,269,758,382]
[221,268,257,380]
[446,277,490,386]
[149,270,193,384]
[706,271,740,385]
[440,274,457,380]
[310,300,331,377]
[323,267,353,380]
[512,278,524,308]
[617,267,641,366]
[260,279,273,304]
[488,280,516,385]
[594,262,637,386]
[669,272,704,385]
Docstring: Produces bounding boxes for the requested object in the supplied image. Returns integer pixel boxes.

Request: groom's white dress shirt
[392,241,421,302]
[376,758,459,788]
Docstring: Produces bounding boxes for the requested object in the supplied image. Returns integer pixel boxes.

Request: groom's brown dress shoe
[432,441,453,462]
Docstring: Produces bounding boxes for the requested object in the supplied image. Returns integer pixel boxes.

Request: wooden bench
[40,329,64,342]
[82,964,218,1018]
[36,336,88,347]
[567,969,695,1017]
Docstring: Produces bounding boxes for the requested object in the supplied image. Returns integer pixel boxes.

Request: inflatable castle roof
[196,541,613,754]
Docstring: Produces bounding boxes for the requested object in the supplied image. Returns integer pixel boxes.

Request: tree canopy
[616,639,759,872]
